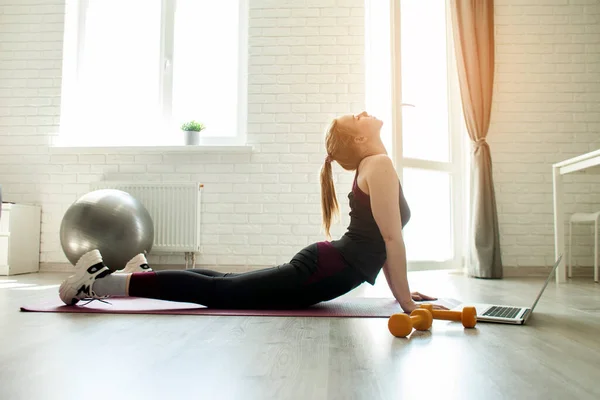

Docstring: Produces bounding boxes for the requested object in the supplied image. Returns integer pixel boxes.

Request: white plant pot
[184,131,200,145]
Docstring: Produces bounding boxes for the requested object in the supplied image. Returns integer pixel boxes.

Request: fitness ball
[60,189,154,271]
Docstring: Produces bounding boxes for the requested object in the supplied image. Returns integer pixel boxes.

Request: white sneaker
[117,253,153,274]
[58,250,111,306]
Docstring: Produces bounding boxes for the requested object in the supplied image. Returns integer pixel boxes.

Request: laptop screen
[529,255,563,314]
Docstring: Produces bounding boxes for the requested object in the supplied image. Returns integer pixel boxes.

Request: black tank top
[331,170,411,285]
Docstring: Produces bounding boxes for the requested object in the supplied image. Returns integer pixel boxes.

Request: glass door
[366,0,466,270]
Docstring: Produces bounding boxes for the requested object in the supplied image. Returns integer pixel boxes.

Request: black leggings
[129,243,366,309]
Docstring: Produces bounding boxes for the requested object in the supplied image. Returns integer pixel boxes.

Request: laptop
[450,255,563,325]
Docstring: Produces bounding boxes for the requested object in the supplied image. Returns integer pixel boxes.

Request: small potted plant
[180,120,206,145]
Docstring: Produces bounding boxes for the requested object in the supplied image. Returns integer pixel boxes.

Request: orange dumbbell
[388,308,433,338]
[419,304,477,328]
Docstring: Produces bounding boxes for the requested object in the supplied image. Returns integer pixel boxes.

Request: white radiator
[90,182,203,254]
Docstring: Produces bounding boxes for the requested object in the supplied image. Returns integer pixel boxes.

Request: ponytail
[320,158,339,240]
[320,116,361,240]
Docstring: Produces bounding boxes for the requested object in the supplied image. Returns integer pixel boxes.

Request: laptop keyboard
[483,306,522,319]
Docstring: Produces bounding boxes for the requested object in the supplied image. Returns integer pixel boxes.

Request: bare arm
[382,260,406,302]
[365,156,416,312]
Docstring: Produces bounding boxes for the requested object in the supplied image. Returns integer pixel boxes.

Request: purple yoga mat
[21,296,407,318]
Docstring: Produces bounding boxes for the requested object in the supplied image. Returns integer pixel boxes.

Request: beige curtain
[450,0,502,278]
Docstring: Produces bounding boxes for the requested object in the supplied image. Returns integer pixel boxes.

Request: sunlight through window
[59,0,245,147]
[172,0,240,138]
[400,0,451,163]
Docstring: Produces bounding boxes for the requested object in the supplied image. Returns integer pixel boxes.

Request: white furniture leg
[553,166,567,283]
[595,219,598,283]
[568,220,572,278]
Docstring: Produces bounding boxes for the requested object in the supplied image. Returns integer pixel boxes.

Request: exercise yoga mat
[20,297,461,317]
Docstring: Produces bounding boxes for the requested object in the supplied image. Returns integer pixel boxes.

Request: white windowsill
[49,144,254,154]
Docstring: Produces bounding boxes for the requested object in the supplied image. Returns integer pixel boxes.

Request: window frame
[58,0,249,148]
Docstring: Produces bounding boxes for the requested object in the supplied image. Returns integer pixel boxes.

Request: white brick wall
[491,0,600,269]
[0,0,364,269]
[1,0,598,271]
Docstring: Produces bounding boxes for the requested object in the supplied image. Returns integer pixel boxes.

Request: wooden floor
[1,269,599,400]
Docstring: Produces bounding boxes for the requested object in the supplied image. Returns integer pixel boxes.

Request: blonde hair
[319,118,364,240]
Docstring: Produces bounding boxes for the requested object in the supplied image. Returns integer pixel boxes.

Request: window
[58,0,248,147]
[365,0,467,270]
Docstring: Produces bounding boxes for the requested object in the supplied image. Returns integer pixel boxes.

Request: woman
[59,111,447,313]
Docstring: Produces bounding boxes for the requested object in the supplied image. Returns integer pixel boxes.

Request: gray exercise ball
[60,189,154,272]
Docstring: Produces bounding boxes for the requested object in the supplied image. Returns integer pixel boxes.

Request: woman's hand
[399,299,419,314]
[411,291,437,302]
[399,291,449,312]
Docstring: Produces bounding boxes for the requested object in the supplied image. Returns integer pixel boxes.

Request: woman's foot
[58,249,111,306]
[118,253,152,274]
